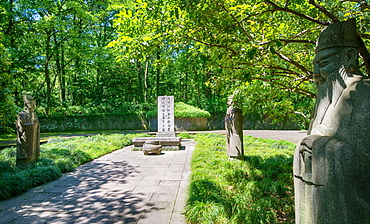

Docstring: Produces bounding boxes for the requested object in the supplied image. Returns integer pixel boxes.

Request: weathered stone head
[316,19,359,52]
[23,95,36,112]
[314,19,362,85]
[227,95,234,106]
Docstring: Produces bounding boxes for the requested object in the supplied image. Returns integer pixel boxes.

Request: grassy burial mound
[186,133,295,224]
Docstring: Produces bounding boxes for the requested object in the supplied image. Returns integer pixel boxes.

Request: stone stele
[225,95,244,159]
[16,95,40,167]
[156,96,176,138]
[293,19,370,224]
[132,96,181,152]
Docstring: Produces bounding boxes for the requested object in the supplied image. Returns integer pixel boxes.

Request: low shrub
[177,132,193,139]
[174,102,211,118]
[185,133,295,224]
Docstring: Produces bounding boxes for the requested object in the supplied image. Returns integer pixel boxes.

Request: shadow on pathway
[0,140,194,223]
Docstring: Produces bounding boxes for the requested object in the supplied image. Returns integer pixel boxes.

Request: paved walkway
[0,130,306,224]
[0,140,195,224]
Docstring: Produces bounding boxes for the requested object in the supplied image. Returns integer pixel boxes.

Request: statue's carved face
[313,48,342,85]
[227,97,234,106]
[25,102,36,112]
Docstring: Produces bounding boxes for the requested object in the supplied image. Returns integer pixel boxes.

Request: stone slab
[156,132,176,137]
[132,137,181,149]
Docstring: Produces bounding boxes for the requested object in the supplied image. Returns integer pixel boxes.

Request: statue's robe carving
[226,106,244,158]
[16,95,40,166]
[293,19,370,224]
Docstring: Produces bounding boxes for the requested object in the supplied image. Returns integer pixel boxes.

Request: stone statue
[293,19,370,224]
[16,95,40,167]
[225,95,244,159]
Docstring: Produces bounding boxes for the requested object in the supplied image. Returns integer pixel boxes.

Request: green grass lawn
[0,130,143,147]
[186,133,296,224]
[1,131,296,223]
[0,133,16,142]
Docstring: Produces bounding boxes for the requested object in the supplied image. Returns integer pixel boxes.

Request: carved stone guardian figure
[16,95,40,167]
[293,19,370,223]
[225,95,244,159]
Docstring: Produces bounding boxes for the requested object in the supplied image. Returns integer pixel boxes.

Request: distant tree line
[2,0,369,133]
[0,0,224,133]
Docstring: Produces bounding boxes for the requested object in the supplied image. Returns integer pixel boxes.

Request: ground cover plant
[0,130,138,146]
[177,132,194,139]
[0,133,148,200]
[186,133,296,224]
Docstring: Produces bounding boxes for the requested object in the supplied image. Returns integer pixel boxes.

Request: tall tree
[0,19,18,132]
[110,0,370,124]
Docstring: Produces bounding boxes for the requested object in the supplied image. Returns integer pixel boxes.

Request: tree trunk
[156,49,160,97]
[144,60,149,102]
[53,32,64,104]
[60,44,66,103]
[44,31,52,115]
[185,72,189,101]
[136,60,144,102]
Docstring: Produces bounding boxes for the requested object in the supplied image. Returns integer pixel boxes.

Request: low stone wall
[149,117,208,131]
[38,113,304,132]
[39,114,146,132]
[208,113,304,130]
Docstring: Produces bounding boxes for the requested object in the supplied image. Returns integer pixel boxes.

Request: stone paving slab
[0,139,195,224]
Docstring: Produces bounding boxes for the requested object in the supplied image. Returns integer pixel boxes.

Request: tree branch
[360,33,370,39]
[183,36,237,55]
[267,65,308,78]
[284,0,291,8]
[293,27,321,38]
[258,39,315,45]
[215,0,253,41]
[264,0,330,25]
[308,0,339,23]
[357,35,370,76]
[274,51,313,77]
[291,111,309,119]
[215,62,314,96]
[252,76,315,97]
